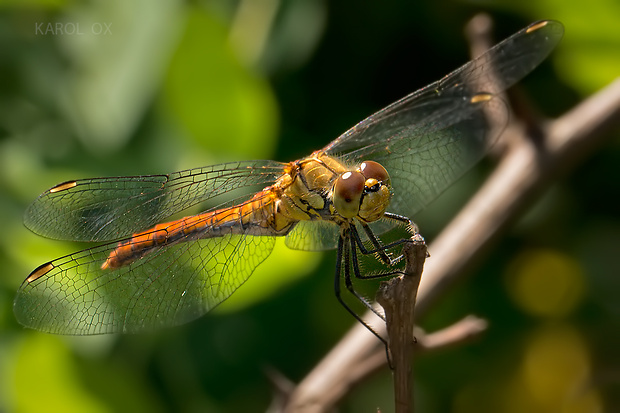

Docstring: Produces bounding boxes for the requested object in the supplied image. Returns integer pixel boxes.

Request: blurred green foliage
[1,0,618,412]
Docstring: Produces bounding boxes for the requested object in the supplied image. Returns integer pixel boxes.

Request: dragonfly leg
[332,219,422,344]
[351,218,418,267]
[383,212,418,233]
[334,233,387,344]
[347,238,386,320]
[350,227,409,280]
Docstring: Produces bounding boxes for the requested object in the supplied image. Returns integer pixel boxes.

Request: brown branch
[341,315,489,381]
[274,315,488,413]
[375,234,427,413]
[415,315,488,352]
[281,308,388,413]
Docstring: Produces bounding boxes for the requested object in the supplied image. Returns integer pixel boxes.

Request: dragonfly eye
[359,161,390,186]
[333,171,365,218]
[356,161,392,223]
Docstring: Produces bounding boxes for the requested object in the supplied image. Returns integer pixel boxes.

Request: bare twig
[377,234,427,413]
[375,234,427,413]
[282,309,387,413]
[265,365,296,413]
[466,14,494,59]
[415,315,488,351]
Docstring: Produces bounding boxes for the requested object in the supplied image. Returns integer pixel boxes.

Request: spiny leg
[383,212,418,232]
[332,216,421,344]
[335,225,409,329]
[348,225,411,284]
[351,212,419,266]
[347,235,386,320]
[358,213,413,263]
[333,231,386,344]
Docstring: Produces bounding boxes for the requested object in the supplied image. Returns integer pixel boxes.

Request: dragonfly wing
[367,97,505,218]
[14,232,276,334]
[324,20,564,218]
[24,160,284,242]
[285,220,340,251]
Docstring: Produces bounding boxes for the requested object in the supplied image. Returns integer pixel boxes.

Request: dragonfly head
[332,161,392,222]
[358,161,392,222]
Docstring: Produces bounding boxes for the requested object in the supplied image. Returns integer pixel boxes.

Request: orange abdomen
[101,191,284,269]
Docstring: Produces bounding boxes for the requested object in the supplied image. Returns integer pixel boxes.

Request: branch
[415,315,488,351]
[272,315,488,413]
[375,234,427,413]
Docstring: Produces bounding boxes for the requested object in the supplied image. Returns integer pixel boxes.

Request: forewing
[24,160,284,242]
[364,97,505,219]
[324,20,563,217]
[14,232,276,335]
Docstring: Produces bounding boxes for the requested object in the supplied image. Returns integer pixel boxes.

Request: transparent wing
[14,231,276,335]
[285,220,340,251]
[24,160,284,242]
[324,20,564,218]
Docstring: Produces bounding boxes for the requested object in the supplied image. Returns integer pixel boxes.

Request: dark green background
[1,0,618,412]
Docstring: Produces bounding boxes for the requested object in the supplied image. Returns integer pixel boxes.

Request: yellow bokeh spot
[522,325,589,403]
[517,324,602,413]
[453,325,604,413]
[505,249,585,317]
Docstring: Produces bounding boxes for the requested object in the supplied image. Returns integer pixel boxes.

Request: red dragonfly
[15,21,563,335]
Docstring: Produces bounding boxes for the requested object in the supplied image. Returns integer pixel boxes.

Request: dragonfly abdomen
[101,192,290,270]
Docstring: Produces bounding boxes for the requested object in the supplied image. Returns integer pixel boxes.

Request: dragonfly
[15,20,563,335]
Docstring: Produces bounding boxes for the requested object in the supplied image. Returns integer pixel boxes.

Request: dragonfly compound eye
[356,161,392,223]
[359,161,390,186]
[333,171,365,218]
